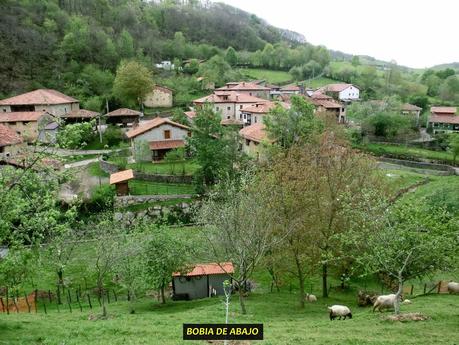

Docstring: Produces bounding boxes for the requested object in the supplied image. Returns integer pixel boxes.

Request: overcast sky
[215,0,458,69]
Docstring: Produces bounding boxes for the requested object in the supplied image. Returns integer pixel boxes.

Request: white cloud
[215,0,459,68]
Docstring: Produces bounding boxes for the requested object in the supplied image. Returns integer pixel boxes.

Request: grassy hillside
[240,68,292,85]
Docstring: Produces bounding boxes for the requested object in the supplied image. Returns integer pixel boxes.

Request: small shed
[172,262,234,300]
[109,169,134,196]
[105,108,142,127]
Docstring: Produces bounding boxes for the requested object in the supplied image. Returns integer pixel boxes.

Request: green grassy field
[127,160,200,176]
[301,76,339,89]
[240,68,292,85]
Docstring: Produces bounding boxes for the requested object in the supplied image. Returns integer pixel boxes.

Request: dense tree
[112,60,153,107]
[225,46,238,67]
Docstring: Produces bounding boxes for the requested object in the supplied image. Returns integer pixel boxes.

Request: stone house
[215,82,271,99]
[0,89,79,117]
[239,101,290,126]
[143,86,174,108]
[0,124,25,160]
[105,108,142,127]
[126,117,191,161]
[0,111,57,143]
[428,107,459,133]
[239,122,269,160]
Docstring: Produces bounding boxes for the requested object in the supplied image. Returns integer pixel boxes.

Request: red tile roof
[216,82,271,91]
[0,124,23,147]
[153,85,173,94]
[109,169,134,184]
[431,107,456,114]
[320,83,357,92]
[241,101,289,114]
[239,123,267,143]
[280,85,301,91]
[429,114,459,124]
[149,140,186,150]
[312,99,342,109]
[0,89,78,105]
[62,109,99,119]
[126,116,190,138]
[401,103,422,111]
[194,91,268,104]
[0,111,47,122]
[173,262,234,277]
[184,111,196,119]
[221,118,243,126]
[105,108,142,117]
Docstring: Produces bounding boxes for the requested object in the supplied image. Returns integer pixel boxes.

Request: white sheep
[401,299,412,305]
[447,282,459,294]
[328,305,352,320]
[373,294,400,312]
[305,293,317,302]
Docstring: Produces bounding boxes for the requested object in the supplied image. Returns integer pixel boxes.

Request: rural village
[0,0,458,344]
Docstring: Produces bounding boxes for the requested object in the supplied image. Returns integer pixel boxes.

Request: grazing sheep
[305,293,317,302]
[373,294,400,312]
[328,305,352,320]
[447,282,459,294]
[401,299,412,305]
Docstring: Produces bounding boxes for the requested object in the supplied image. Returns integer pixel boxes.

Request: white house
[126,117,190,161]
[319,84,360,102]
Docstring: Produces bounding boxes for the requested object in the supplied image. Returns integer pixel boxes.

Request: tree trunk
[57,269,64,286]
[160,285,165,304]
[294,255,305,308]
[238,288,247,315]
[129,289,136,314]
[394,276,403,315]
[322,263,328,298]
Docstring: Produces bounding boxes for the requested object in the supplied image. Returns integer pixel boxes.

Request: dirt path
[59,166,109,202]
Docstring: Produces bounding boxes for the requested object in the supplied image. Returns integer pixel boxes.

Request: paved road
[32,146,127,156]
[64,158,100,169]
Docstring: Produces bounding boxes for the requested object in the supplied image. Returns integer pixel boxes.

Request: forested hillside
[0,0,313,97]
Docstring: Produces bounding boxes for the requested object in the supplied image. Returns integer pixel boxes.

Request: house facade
[172,262,234,300]
[143,86,173,108]
[193,91,268,123]
[126,117,190,161]
[0,124,25,159]
[0,89,79,117]
[0,111,56,143]
[308,94,346,123]
[216,82,271,99]
[428,107,459,133]
[319,84,360,102]
[239,122,269,160]
[239,101,289,126]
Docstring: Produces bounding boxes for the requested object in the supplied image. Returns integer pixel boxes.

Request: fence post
[43,300,47,315]
[34,289,38,313]
[107,289,110,304]
[5,287,9,315]
[48,290,52,304]
[437,281,441,294]
[410,285,414,295]
[57,285,61,305]
[113,290,117,302]
[67,289,72,313]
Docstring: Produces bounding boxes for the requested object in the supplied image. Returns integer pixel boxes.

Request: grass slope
[240,68,292,85]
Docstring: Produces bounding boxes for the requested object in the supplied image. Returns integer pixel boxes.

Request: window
[216,106,220,111]
[245,139,250,146]
[2,109,5,112]
[164,130,171,139]
[249,92,252,96]
[240,114,242,120]
[240,105,243,109]
[254,116,257,123]
[187,131,191,137]
[227,106,231,111]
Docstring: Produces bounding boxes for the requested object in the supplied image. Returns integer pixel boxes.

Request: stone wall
[378,157,457,175]
[100,160,119,174]
[115,194,193,207]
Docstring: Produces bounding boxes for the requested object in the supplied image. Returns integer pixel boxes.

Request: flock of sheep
[306,281,459,321]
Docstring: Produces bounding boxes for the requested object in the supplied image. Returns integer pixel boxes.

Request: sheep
[373,294,400,312]
[328,305,352,320]
[447,282,459,294]
[305,293,317,302]
[401,299,412,305]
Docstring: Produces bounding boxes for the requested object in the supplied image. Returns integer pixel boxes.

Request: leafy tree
[264,95,323,150]
[113,60,153,107]
[449,134,459,164]
[145,225,191,304]
[133,140,151,162]
[187,105,244,193]
[198,173,276,314]
[358,203,458,314]
[171,109,191,126]
[103,125,124,147]
[57,120,96,149]
[164,148,186,175]
[197,55,237,87]
[183,58,200,74]
[117,29,135,59]
[439,75,459,103]
[225,46,238,66]
[351,55,360,66]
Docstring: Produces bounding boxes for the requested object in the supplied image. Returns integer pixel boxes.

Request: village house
[172,262,234,300]
[0,111,56,143]
[105,108,142,127]
[318,83,360,102]
[61,109,100,123]
[0,89,79,117]
[266,84,281,98]
[239,122,269,160]
[279,84,301,96]
[215,82,271,99]
[143,85,174,108]
[184,111,196,123]
[239,101,289,126]
[193,91,268,123]
[126,116,191,161]
[428,107,459,133]
[0,124,25,160]
[308,93,346,123]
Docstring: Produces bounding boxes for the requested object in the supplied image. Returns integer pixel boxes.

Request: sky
[215,0,459,69]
